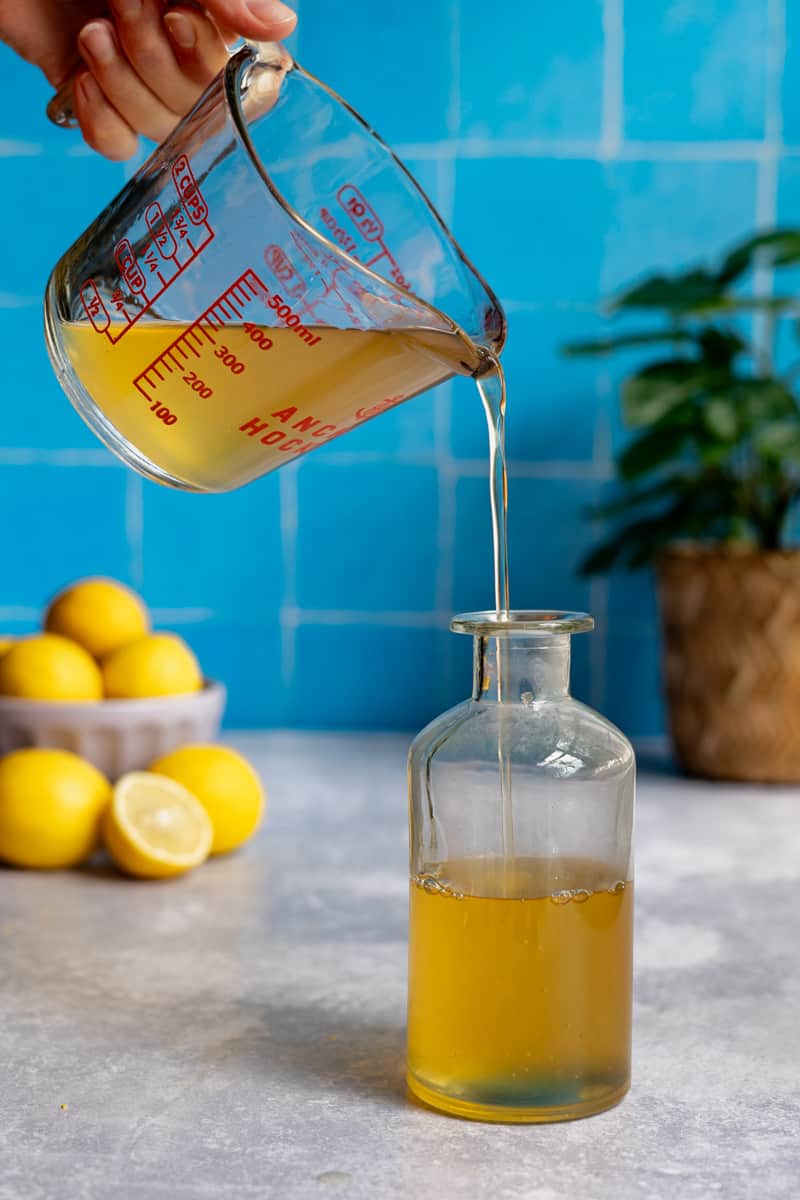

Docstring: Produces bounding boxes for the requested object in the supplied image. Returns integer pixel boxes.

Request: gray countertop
[2,732,799,1199]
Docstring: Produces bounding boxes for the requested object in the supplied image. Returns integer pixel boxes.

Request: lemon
[103,771,212,879]
[0,748,111,868]
[0,634,103,701]
[45,577,149,660]
[101,633,203,699]
[0,636,14,658]
[149,745,264,855]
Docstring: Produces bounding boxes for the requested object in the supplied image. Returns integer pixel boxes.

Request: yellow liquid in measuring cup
[60,321,477,492]
[407,856,633,1123]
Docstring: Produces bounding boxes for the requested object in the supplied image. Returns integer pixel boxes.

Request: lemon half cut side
[104,771,212,879]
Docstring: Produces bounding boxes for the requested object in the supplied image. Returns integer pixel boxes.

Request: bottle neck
[473,634,572,702]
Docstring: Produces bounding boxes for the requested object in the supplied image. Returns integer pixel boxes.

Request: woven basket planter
[657,546,800,782]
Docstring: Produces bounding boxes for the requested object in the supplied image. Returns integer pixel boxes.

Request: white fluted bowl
[0,682,226,779]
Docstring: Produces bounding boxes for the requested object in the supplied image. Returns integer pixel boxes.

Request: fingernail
[79,22,116,66]
[164,12,197,50]
[245,0,296,27]
[111,0,142,17]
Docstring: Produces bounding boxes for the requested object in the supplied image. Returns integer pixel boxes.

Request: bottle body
[407,613,635,1123]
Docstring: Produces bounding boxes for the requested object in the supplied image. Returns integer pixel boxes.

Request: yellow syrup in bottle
[407,856,633,1123]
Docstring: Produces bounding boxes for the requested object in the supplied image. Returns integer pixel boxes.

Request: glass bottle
[407,611,635,1123]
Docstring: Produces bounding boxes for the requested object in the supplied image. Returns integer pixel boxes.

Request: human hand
[0,0,297,159]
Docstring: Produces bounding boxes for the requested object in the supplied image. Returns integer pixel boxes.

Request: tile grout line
[445,0,462,141]
[279,463,299,689]
[753,0,786,343]
[0,449,117,466]
[436,12,461,620]
[391,138,783,163]
[282,606,452,629]
[449,458,614,480]
[589,577,609,711]
[765,0,786,145]
[594,0,624,707]
[125,474,144,589]
[601,0,624,159]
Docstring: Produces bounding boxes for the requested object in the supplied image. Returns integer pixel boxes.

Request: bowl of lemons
[0,577,225,778]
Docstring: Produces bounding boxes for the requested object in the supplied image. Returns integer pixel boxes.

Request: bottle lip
[450,610,594,636]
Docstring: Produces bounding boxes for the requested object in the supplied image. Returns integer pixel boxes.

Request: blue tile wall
[623,0,768,141]
[458,1,605,143]
[0,2,789,741]
[454,157,609,304]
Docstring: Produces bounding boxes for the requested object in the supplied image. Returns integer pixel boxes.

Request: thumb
[201,0,297,43]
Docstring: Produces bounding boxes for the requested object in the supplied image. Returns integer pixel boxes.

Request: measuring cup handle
[47,70,78,129]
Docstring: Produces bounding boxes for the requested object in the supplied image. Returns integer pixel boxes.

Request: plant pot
[657,545,800,782]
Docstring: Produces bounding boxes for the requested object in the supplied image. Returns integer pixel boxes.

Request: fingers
[201,0,297,42]
[78,19,179,144]
[162,7,230,92]
[73,71,139,161]
[109,0,223,116]
[71,0,296,160]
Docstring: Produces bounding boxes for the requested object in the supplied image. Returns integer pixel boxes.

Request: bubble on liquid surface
[414,872,464,899]
[550,887,595,905]
[608,880,626,895]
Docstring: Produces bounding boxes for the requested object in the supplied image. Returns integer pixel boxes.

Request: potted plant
[565,230,800,782]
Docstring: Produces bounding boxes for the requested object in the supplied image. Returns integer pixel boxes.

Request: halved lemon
[103,771,212,879]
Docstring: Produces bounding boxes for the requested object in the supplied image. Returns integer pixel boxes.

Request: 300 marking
[214,344,246,374]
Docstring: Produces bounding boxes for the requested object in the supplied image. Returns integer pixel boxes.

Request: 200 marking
[183,369,213,399]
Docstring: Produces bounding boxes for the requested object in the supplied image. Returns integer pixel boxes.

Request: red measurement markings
[282,230,365,329]
[81,154,214,346]
[132,269,272,407]
[80,280,110,334]
[146,203,177,261]
[263,243,306,298]
[337,185,384,242]
[172,154,209,226]
[354,395,404,421]
[114,238,146,294]
[333,182,410,290]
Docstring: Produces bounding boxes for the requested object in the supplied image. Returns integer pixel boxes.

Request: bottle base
[406,1071,630,1124]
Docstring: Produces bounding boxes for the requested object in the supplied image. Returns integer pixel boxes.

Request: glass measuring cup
[45,42,506,493]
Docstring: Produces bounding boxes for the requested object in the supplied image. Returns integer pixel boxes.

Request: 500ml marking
[132,268,318,423]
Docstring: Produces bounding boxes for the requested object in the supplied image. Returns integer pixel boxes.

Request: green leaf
[621,360,715,427]
[618,425,691,479]
[733,379,798,425]
[611,268,724,314]
[697,327,747,364]
[701,296,800,313]
[698,439,735,467]
[718,229,800,284]
[562,330,696,357]
[702,396,739,440]
[754,419,800,461]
